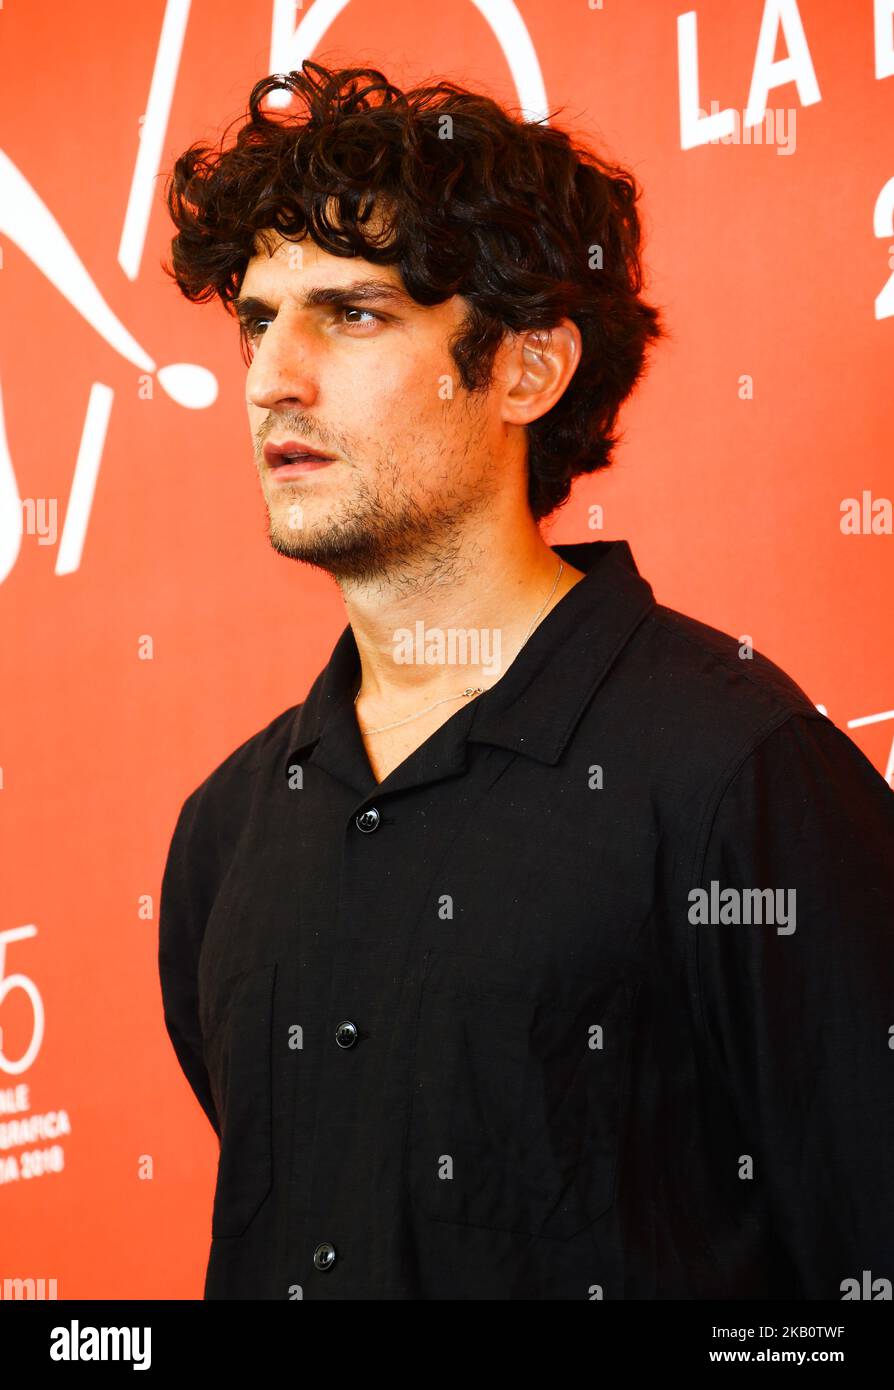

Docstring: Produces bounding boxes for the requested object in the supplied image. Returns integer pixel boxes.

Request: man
[158,61,894,1299]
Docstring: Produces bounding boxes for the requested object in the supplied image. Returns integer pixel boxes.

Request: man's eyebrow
[233,280,415,320]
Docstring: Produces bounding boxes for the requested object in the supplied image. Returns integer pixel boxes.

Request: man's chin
[267,523,327,564]
[265,517,423,584]
[264,496,331,560]
[266,521,368,579]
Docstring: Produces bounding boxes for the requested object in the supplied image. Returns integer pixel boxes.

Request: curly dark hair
[163,60,665,521]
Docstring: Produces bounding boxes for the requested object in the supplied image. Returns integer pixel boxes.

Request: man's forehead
[241,229,403,292]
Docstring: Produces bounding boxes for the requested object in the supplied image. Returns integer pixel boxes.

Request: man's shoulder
[647,603,818,716]
[618,601,826,775]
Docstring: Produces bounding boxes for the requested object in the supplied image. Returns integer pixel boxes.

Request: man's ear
[501,320,582,427]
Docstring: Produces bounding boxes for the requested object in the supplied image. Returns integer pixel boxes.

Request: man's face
[239,228,508,584]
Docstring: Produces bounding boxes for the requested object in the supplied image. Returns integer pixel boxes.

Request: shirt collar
[283,539,655,773]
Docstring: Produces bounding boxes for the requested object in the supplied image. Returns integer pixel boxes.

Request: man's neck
[342,520,586,708]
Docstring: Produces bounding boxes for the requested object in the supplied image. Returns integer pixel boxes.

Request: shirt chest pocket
[407,951,636,1242]
[200,961,277,1240]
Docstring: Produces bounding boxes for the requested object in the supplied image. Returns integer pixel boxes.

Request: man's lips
[267,456,336,479]
[262,439,337,478]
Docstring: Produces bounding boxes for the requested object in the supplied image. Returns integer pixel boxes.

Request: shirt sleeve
[692,711,894,1298]
[158,786,221,1140]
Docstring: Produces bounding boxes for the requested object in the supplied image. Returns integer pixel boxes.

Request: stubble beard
[265,464,485,588]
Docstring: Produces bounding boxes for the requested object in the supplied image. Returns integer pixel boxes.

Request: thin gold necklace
[354,559,565,736]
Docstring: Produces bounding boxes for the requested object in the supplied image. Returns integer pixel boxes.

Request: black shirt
[158,538,894,1299]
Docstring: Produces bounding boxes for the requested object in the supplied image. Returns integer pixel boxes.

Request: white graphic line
[56,383,114,577]
[118,0,192,280]
[848,710,894,728]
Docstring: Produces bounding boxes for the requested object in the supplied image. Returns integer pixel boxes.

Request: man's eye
[341,306,381,326]
[241,307,380,338]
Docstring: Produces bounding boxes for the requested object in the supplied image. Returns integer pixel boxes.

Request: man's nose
[246,319,319,411]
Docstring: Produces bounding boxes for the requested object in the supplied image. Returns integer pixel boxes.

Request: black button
[355,807,380,833]
[313,1242,336,1270]
[335,1020,358,1048]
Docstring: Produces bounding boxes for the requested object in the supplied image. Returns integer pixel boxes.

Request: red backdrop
[0,0,891,1297]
